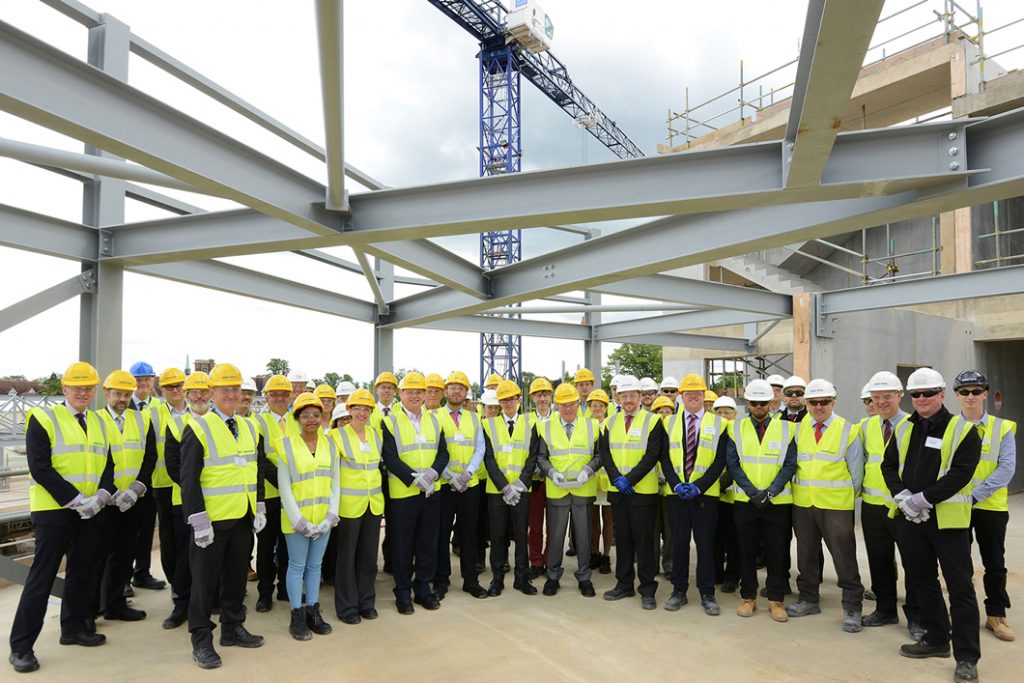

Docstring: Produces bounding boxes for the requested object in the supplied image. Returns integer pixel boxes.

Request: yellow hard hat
[446,371,471,389]
[159,367,186,387]
[529,377,553,394]
[679,373,708,392]
[399,372,427,390]
[103,370,137,392]
[704,390,719,403]
[183,371,210,391]
[574,367,596,384]
[553,383,579,405]
[314,383,337,400]
[292,392,322,417]
[652,396,676,413]
[264,374,291,393]
[587,389,610,405]
[496,380,521,401]
[425,373,445,390]
[484,373,503,388]
[62,361,100,387]
[375,371,399,388]
[209,363,243,387]
[346,388,375,409]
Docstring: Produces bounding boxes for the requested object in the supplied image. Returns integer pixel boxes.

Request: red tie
[451,411,460,428]
[624,414,633,432]
[883,419,892,444]
[814,422,825,443]
[684,414,698,478]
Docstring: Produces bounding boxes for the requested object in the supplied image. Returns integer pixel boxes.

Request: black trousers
[153,487,177,584]
[713,500,741,584]
[436,484,480,586]
[477,480,490,561]
[255,497,287,600]
[971,508,1011,617]
[10,510,101,654]
[608,492,659,597]
[487,491,531,581]
[897,515,980,663]
[861,501,919,620]
[132,489,157,576]
[667,495,719,597]
[170,505,192,613]
[334,510,381,618]
[733,501,791,602]
[389,492,440,601]
[654,495,672,572]
[91,503,143,616]
[188,515,253,649]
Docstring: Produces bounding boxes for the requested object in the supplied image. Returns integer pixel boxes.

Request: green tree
[38,372,62,396]
[602,344,663,387]
[266,358,290,376]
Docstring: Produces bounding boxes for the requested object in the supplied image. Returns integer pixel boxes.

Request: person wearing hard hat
[858,371,922,636]
[480,390,501,417]
[586,389,615,576]
[381,372,449,614]
[314,384,337,432]
[659,377,679,402]
[434,371,489,600]
[9,362,115,673]
[860,384,878,419]
[785,379,865,634]
[954,369,1017,643]
[370,371,399,429]
[652,392,679,578]
[334,380,356,406]
[713,396,737,420]
[766,374,786,416]
[287,371,309,403]
[778,376,808,423]
[479,380,539,596]
[638,377,659,412]
[275,393,339,640]
[424,373,446,412]
[90,370,159,623]
[526,376,555,580]
[723,379,798,622]
[702,390,717,413]
[651,396,675,417]
[328,388,384,624]
[881,368,982,683]
[484,373,503,392]
[251,374,295,612]
[609,375,624,411]
[599,374,667,609]
[534,383,601,598]
[331,403,352,430]
[238,378,261,583]
[659,374,729,616]
[125,361,166,594]
[179,364,267,669]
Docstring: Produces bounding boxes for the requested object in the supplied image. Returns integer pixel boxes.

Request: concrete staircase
[717,253,822,294]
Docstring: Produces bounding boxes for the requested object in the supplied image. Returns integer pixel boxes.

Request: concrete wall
[976,340,1024,493]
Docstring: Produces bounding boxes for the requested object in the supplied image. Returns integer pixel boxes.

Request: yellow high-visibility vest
[186,412,259,522]
[481,414,532,494]
[538,418,598,499]
[26,405,109,512]
[793,416,859,510]
[98,408,149,492]
[277,431,338,532]
[440,408,481,487]
[972,415,1017,512]
[382,409,442,499]
[664,411,725,497]
[605,411,659,495]
[331,424,384,518]
[726,418,795,505]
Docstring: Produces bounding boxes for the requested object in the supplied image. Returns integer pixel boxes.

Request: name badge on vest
[703,425,715,435]
[767,441,781,451]
[925,436,943,450]
[629,428,641,438]
[360,442,371,452]
[501,444,514,453]
[416,435,427,444]
[233,456,247,467]
[454,433,466,443]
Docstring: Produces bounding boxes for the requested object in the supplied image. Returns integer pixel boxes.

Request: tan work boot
[737,599,757,617]
[986,616,1015,641]
[769,600,789,623]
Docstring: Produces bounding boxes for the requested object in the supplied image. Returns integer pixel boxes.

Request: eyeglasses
[909,389,941,399]
[807,399,833,407]
[861,398,873,406]
[956,388,985,396]
[299,412,322,421]
[662,389,678,394]
[783,389,804,397]
[641,391,658,397]
[747,401,769,407]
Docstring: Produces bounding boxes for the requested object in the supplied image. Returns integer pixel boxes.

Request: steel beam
[594,310,783,340]
[0,271,94,333]
[124,183,205,215]
[484,303,696,315]
[593,276,792,316]
[420,316,589,340]
[373,258,394,376]
[362,240,487,298]
[601,332,750,353]
[0,203,97,261]
[315,0,348,212]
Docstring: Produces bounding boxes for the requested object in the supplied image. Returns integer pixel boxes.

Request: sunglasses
[909,389,941,399]
[957,388,985,396]
[861,398,873,405]
[747,401,769,407]
[783,389,804,397]
[807,399,833,407]
[641,391,658,397]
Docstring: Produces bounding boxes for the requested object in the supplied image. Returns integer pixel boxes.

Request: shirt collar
[684,408,705,421]
[814,414,835,427]
[961,411,988,426]
[106,405,125,421]
[211,405,235,420]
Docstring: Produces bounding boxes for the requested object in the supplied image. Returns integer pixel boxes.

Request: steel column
[314,0,349,212]
[373,258,394,376]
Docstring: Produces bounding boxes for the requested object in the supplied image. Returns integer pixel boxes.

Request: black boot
[305,603,332,636]
[599,554,612,574]
[289,608,311,641]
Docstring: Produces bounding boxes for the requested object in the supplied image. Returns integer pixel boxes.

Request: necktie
[507,419,515,436]
[755,419,766,442]
[278,416,286,429]
[624,414,633,433]
[882,418,892,444]
[137,400,147,411]
[382,407,390,416]
[75,412,88,432]
[451,411,460,428]
[226,417,238,438]
[684,414,698,478]
[115,415,125,431]
[565,421,574,439]
[814,422,825,443]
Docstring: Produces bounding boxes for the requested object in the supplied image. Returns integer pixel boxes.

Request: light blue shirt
[964,412,1017,503]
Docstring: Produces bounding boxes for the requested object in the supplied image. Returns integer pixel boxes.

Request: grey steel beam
[130,260,377,322]
[0,271,94,333]
[784,0,884,187]
[362,240,487,298]
[124,183,205,215]
[355,250,387,315]
[593,276,792,316]
[38,0,101,27]
[374,258,395,376]
[420,316,589,341]
[594,310,783,341]
[0,203,97,261]
[315,0,349,212]
[484,303,696,315]
[601,332,750,353]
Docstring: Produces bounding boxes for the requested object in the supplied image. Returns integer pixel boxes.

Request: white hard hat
[331,403,349,422]
[766,374,786,387]
[481,389,499,407]
[610,374,623,387]
[659,376,678,390]
[860,383,872,400]
[287,370,309,383]
[639,377,659,392]
[805,378,837,399]
[305,382,316,391]
[335,380,357,395]
[713,395,737,410]
[241,378,257,392]
[867,370,903,392]
[906,367,945,391]
[743,379,774,401]
[617,375,640,393]
[783,375,807,389]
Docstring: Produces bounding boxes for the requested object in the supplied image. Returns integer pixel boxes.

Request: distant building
[194,359,215,374]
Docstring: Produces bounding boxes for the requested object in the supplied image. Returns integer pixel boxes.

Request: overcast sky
[1,0,1022,384]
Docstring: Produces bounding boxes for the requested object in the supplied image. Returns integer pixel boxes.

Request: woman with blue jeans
[276,392,341,640]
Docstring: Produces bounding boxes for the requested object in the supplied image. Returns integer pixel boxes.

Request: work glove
[511,479,528,493]
[293,516,315,538]
[684,483,701,500]
[502,484,521,506]
[893,489,912,508]
[673,483,688,499]
[454,471,473,490]
[442,466,457,483]
[576,466,593,484]
[750,489,771,509]
[613,476,634,496]
[253,502,267,533]
[904,492,932,516]
[113,481,146,512]
[313,520,332,538]
[325,512,340,528]
[189,511,215,548]
[549,470,567,485]
[73,489,112,520]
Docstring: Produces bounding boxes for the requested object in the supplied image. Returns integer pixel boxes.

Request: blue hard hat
[129,361,155,377]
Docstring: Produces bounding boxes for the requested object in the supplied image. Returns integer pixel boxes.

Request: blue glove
[683,483,700,500]
[613,476,634,495]
[673,482,687,499]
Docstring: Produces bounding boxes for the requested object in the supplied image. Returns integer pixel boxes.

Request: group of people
[8,361,1015,683]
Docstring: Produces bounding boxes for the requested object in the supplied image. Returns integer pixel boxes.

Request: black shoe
[433,581,449,601]
[603,586,636,601]
[104,606,146,621]
[513,578,538,596]
[528,566,545,580]
[908,621,926,641]
[59,631,106,647]
[340,613,361,625]
[664,590,687,612]
[579,581,596,598]
[641,595,657,610]
[542,579,559,596]
[162,609,187,630]
[255,596,272,613]
[954,661,979,682]
[9,651,40,673]
[589,554,602,571]
[276,590,289,602]
[396,599,414,615]
[122,584,134,598]
[414,594,440,610]
[862,611,899,627]
[132,573,166,590]
[566,547,576,557]
[700,594,721,616]
[721,580,738,594]
[863,589,876,601]
[360,608,378,620]
[289,608,311,641]
[463,583,488,599]
[899,641,951,659]
[599,555,612,575]
[220,624,264,648]
[192,646,221,669]
[306,603,332,635]
[84,617,96,635]
[500,562,510,573]
[488,579,504,597]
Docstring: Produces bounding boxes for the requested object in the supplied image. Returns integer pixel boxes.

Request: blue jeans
[284,531,330,610]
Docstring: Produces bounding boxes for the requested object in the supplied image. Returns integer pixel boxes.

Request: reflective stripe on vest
[665,412,723,496]
[190,413,258,522]
[972,415,1016,512]
[793,417,856,510]
[482,414,532,494]
[541,418,597,499]
[333,424,385,518]
[444,409,480,487]
[385,411,442,499]
[729,418,794,504]
[279,432,338,531]
[606,411,659,494]
[27,405,109,511]
[893,415,974,528]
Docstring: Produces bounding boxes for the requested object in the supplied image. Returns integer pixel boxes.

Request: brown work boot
[736,599,757,617]
[986,616,1015,641]
[769,600,789,623]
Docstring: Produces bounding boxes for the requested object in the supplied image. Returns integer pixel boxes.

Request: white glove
[253,502,267,533]
[113,481,145,512]
[549,470,566,485]
[577,467,592,484]
[293,516,316,537]
[73,489,112,520]
[511,480,528,493]
[189,511,215,548]
[314,520,331,537]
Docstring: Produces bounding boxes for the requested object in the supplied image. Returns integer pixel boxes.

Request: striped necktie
[684,413,698,478]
